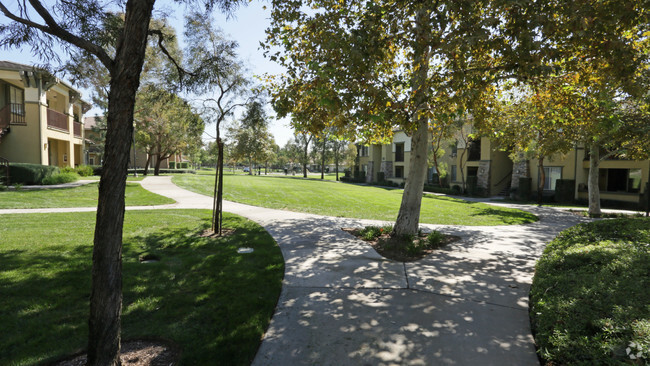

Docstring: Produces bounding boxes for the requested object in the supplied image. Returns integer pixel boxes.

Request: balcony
[0,103,26,128]
[47,108,69,132]
[73,121,82,137]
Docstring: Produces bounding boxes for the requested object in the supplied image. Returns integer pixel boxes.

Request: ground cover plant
[344,225,460,261]
[0,183,174,209]
[174,173,537,225]
[0,210,284,365]
[530,218,650,365]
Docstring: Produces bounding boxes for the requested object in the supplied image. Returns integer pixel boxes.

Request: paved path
[141,176,589,365]
[2,176,591,365]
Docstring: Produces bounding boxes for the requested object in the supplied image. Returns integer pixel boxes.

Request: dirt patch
[52,339,179,366]
[200,228,236,238]
[342,228,461,262]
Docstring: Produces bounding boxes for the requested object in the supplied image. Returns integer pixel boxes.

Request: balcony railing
[0,103,26,128]
[47,108,69,132]
[73,121,82,137]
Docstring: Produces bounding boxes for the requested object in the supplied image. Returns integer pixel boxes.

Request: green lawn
[0,183,174,209]
[531,218,650,365]
[173,174,537,225]
[0,210,284,365]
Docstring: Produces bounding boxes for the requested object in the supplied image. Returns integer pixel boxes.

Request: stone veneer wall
[381,161,394,179]
[511,159,529,189]
[477,161,491,191]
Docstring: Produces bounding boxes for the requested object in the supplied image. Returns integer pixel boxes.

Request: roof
[0,60,91,110]
[84,116,104,129]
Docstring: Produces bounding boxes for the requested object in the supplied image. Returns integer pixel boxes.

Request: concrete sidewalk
[1,176,589,365]
[139,176,588,365]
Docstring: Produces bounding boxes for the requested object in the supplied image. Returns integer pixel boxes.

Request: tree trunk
[459,146,467,193]
[537,156,545,205]
[393,8,430,237]
[154,154,163,176]
[320,139,325,180]
[143,153,151,176]
[335,145,340,181]
[248,157,253,175]
[88,1,155,365]
[588,142,602,215]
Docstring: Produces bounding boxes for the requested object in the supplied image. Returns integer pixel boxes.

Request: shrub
[41,172,80,185]
[450,185,462,194]
[8,163,60,185]
[531,218,650,365]
[554,179,575,203]
[358,225,392,241]
[426,230,444,248]
[74,165,94,177]
[518,177,532,201]
[61,166,76,174]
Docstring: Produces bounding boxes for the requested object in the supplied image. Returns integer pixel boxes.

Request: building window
[601,168,642,193]
[359,145,369,157]
[395,166,404,178]
[9,85,25,115]
[395,142,405,162]
[450,142,458,157]
[541,166,562,191]
[467,138,481,161]
[451,165,457,182]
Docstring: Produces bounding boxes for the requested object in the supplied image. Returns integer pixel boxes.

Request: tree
[0,1,240,363]
[186,11,250,235]
[135,85,204,176]
[230,101,274,175]
[265,1,535,237]
[293,131,312,178]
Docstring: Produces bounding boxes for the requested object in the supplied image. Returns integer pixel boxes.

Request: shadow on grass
[0,214,284,366]
[470,207,539,225]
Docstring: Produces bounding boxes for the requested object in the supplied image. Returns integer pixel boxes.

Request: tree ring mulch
[342,228,461,262]
[200,228,236,238]
[51,339,179,366]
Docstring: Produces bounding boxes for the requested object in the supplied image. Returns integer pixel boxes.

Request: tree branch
[148,28,196,84]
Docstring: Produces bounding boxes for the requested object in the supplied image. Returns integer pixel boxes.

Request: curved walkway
[1,176,590,365]
[141,176,588,365]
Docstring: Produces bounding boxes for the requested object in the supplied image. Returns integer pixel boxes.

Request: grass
[530,218,650,365]
[0,210,284,365]
[0,182,175,209]
[79,175,147,181]
[173,173,537,225]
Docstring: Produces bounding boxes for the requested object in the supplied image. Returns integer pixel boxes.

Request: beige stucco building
[0,61,90,167]
[357,129,649,207]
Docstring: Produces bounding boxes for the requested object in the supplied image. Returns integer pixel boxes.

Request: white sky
[0,0,295,146]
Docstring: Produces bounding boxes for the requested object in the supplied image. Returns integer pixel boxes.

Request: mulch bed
[52,339,179,366]
[342,228,461,262]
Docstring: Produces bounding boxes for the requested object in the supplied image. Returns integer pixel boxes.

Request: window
[541,167,562,191]
[467,138,481,161]
[8,85,25,115]
[601,168,642,193]
[451,165,457,182]
[395,142,405,162]
[359,145,369,157]
[450,142,458,157]
[395,166,404,178]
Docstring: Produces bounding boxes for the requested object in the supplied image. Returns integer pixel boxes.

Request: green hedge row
[8,163,60,185]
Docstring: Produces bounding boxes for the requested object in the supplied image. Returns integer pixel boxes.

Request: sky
[0,0,296,146]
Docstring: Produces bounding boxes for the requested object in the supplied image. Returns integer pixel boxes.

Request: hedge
[8,163,60,185]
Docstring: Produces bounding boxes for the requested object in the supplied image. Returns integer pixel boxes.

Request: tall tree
[135,85,204,176]
[265,1,533,237]
[186,11,250,235]
[230,101,274,175]
[0,1,240,364]
[294,131,312,178]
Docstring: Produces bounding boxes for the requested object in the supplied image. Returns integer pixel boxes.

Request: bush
[531,218,650,365]
[61,166,76,174]
[518,177,532,201]
[358,225,392,241]
[8,163,60,185]
[450,185,462,194]
[426,230,444,248]
[74,165,94,177]
[554,179,575,203]
[423,184,455,195]
[41,172,80,185]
